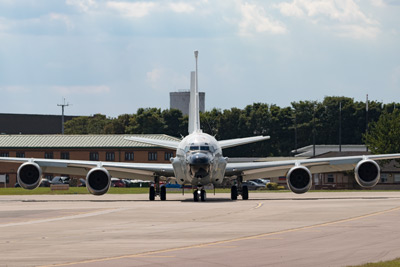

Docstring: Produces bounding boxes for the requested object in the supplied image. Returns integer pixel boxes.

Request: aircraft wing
[225,153,400,180]
[124,136,180,150]
[218,136,270,149]
[0,157,174,181]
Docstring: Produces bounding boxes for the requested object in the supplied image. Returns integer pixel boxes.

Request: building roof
[0,134,180,149]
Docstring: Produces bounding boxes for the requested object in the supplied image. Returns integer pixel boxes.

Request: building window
[45,174,53,180]
[394,174,400,183]
[0,152,9,157]
[90,152,99,161]
[106,152,115,161]
[327,174,334,183]
[148,152,157,161]
[61,152,70,159]
[164,152,174,161]
[125,152,134,161]
[380,173,388,183]
[16,152,25,158]
[44,152,53,159]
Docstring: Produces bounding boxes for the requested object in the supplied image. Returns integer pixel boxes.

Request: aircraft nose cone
[189,153,210,165]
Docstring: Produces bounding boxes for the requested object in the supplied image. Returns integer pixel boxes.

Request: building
[0,113,79,134]
[0,134,178,187]
[170,91,205,115]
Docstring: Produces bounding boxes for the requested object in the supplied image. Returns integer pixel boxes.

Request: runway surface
[1,191,400,267]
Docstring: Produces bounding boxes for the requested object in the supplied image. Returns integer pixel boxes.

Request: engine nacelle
[17,162,42,190]
[355,159,380,188]
[287,165,312,194]
[86,167,111,196]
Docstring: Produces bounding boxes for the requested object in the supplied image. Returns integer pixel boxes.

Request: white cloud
[238,2,287,36]
[106,1,156,18]
[49,13,74,31]
[52,86,110,95]
[146,67,187,92]
[66,0,97,13]
[335,24,380,39]
[168,2,195,13]
[0,86,30,93]
[370,0,386,7]
[276,0,380,39]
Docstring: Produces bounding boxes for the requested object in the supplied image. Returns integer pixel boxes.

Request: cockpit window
[186,145,215,153]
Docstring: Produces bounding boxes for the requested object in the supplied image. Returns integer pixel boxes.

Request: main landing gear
[231,176,249,201]
[149,176,167,201]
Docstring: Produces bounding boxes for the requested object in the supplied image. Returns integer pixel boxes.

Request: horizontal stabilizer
[124,136,180,150]
[218,136,270,149]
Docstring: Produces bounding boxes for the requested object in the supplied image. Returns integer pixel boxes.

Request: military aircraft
[1,51,400,202]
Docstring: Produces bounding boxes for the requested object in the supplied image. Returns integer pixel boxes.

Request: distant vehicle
[39,179,51,187]
[51,176,70,185]
[111,178,125,187]
[242,181,265,190]
[79,178,86,187]
[166,182,181,188]
[250,178,270,185]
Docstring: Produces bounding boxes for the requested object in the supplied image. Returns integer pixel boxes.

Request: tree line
[64,96,400,157]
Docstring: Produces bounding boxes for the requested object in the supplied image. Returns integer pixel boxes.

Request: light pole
[57,98,70,135]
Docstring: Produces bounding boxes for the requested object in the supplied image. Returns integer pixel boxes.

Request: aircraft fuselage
[171,131,227,187]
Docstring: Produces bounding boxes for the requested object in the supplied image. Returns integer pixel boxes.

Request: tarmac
[1,191,400,267]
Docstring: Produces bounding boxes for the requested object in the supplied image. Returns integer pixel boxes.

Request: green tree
[162,109,187,137]
[364,109,400,154]
[87,114,110,134]
[64,116,89,134]
[127,108,164,134]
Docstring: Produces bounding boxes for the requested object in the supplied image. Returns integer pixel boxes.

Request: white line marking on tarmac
[0,208,129,228]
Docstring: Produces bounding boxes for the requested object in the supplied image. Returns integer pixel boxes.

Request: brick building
[0,134,178,187]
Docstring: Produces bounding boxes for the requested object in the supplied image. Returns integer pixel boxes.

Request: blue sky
[0,0,399,117]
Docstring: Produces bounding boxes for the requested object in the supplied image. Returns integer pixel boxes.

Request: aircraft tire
[242,185,249,200]
[200,189,206,202]
[149,186,155,201]
[193,191,199,202]
[231,186,238,200]
[160,186,166,201]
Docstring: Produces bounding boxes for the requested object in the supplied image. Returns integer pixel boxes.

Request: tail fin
[188,51,201,134]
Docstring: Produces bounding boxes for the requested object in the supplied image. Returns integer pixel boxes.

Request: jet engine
[17,162,42,190]
[286,165,312,194]
[355,159,380,188]
[86,167,111,196]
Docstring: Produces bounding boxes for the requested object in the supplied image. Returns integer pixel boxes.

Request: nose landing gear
[193,187,206,202]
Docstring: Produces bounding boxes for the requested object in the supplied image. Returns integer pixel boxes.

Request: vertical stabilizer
[188,51,201,134]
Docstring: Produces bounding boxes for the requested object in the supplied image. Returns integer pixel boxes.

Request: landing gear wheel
[149,186,155,201]
[242,185,249,200]
[200,189,206,202]
[160,186,166,201]
[193,190,199,202]
[231,185,238,200]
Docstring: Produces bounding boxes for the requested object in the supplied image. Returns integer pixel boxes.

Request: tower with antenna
[57,98,71,135]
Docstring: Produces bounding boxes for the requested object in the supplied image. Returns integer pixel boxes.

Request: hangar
[0,134,178,187]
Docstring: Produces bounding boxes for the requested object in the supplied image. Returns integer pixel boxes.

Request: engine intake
[86,167,111,196]
[17,162,42,190]
[355,159,380,188]
[287,165,312,194]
